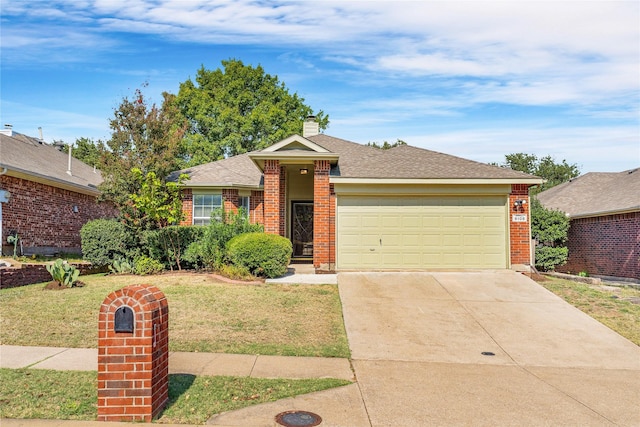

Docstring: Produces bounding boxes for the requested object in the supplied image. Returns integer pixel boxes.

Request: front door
[292,202,313,258]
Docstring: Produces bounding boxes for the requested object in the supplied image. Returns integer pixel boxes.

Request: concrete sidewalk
[0,345,353,381]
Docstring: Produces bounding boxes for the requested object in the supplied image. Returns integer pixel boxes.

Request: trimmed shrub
[143,226,205,270]
[531,197,570,271]
[134,256,164,276]
[227,233,292,278]
[184,208,263,270]
[80,219,133,267]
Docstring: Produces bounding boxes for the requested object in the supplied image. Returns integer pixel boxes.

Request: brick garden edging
[0,262,107,289]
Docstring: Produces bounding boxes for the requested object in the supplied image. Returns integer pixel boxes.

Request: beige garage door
[337,195,508,269]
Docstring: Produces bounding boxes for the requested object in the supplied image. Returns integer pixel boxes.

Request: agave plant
[46,259,80,287]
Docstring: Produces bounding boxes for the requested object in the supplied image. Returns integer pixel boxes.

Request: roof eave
[569,206,640,219]
[182,183,263,190]
[249,152,340,171]
[329,177,545,185]
[3,167,101,197]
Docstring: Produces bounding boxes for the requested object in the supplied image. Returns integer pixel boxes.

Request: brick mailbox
[98,285,169,422]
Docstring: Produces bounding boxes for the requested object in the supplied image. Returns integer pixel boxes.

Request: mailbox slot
[114,306,134,333]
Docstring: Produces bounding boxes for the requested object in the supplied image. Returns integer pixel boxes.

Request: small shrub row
[80,208,292,279]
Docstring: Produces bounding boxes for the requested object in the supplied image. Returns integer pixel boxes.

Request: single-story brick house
[537,168,639,280]
[0,128,117,256]
[172,121,542,272]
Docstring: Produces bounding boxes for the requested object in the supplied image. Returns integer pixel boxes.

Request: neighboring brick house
[0,128,117,256]
[537,169,640,280]
[170,120,542,273]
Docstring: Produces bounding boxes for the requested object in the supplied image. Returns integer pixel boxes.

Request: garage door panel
[337,195,507,269]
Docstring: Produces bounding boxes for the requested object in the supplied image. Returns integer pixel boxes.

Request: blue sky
[1,0,638,173]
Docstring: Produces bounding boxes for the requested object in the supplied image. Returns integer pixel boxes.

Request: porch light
[513,199,526,211]
[299,168,309,175]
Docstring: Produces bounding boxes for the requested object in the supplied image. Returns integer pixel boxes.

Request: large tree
[173,59,328,165]
[495,153,580,193]
[98,87,186,209]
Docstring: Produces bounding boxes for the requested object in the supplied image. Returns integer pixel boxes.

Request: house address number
[512,214,528,222]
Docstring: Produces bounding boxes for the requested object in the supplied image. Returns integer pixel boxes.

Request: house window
[239,196,250,218]
[193,194,222,225]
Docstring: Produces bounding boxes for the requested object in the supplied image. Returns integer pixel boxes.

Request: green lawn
[0,272,350,358]
[0,272,352,424]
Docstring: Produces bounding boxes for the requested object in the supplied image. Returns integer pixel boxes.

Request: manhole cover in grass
[275,410,322,427]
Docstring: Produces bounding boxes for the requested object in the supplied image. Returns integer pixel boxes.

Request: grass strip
[538,277,640,345]
[0,368,351,424]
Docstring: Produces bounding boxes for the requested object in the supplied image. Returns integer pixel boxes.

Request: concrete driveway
[339,271,640,426]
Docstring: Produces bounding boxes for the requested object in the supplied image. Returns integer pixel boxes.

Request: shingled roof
[175,134,540,185]
[308,134,537,180]
[537,168,640,218]
[0,131,102,195]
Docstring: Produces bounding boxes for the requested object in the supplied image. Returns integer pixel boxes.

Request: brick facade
[0,175,117,255]
[558,211,639,280]
[179,189,193,226]
[509,184,532,266]
[222,188,239,213]
[250,191,264,225]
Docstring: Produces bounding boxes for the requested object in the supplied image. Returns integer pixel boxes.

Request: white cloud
[404,125,640,173]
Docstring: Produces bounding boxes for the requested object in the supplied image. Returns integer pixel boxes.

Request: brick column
[313,160,331,269]
[509,184,532,267]
[179,189,192,226]
[264,160,280,234]
[222,189,239,214]
[98,285,169,422]
[279,166,287,236]
[329,184,336,269]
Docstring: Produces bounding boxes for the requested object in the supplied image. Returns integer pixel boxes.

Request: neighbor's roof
[0,131,103,195]
[174,134,541,186]
[537,168,640,218]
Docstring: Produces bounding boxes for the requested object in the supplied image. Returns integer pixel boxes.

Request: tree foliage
[173,59,328,165]
[60,137,103,168]
[366,139,407,149]
[98,87,186,208]
[495,153,580,193]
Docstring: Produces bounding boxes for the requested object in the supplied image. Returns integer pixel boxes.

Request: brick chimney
[303,116,319,138]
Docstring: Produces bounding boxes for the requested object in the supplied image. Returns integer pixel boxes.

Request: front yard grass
[537,276,640,346]
[0,272,350,358]
[0,368,350,424]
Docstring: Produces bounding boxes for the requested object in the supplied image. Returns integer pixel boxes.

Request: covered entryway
[337,195,508,269]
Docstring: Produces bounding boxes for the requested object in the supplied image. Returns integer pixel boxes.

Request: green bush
[134,256,164,275]
[227,233,292,278]
[184,208,263,270]
[531,197,570,271]
[46,259,80,287]
[109,259,134,274]
[143,226,205,270]
[80,219,133,267]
